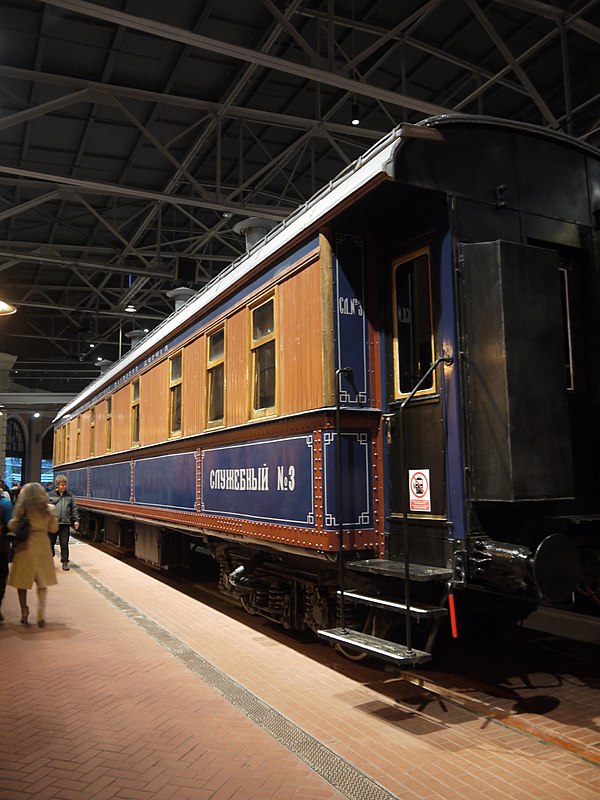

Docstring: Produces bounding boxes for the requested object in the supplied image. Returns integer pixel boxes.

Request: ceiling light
[351,102,360,126]
[89,343,95,348]
[0,299,16,315]
[125,304,136,313]
[33,412,40,418]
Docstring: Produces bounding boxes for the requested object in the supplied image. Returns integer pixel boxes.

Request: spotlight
[0,299,16,315]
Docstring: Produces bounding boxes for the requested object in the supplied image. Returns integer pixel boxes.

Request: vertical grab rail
[397,353,453,654]
[335,367,353,632]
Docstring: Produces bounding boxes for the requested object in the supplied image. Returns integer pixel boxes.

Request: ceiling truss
[0,0,597,391]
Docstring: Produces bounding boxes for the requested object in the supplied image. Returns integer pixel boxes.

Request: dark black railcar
[319,114,600,662]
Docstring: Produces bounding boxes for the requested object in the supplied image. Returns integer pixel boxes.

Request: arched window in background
[41,427,54,487]
[5,417,25,484]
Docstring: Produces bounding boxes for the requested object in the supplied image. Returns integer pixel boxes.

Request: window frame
[168,350,183,437]
[206,324,226,428]
[249,292,277,419]
[105,395,112,453]
[75,416,81,459]
[54,427,64,465]
[90,405,95,457]
[391,246,436,400]
[131,380,140,447]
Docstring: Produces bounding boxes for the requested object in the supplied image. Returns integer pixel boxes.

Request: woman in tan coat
[8,482,59,626]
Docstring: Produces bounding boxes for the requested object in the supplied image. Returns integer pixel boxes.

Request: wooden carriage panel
[225,309,249,427]
[182,335,206,435]
[94,400,106,456]
[278,258,324,415]
[80,409,91,460]
[140,360,168,445]
[111,385,132,453]
[65,418,75,463]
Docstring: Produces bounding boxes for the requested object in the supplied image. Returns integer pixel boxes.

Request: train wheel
[335,642,368,661]
[240,595,258,615]
[334,610,395,661]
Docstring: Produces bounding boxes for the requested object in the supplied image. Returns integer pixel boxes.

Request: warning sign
[408,469,431,512]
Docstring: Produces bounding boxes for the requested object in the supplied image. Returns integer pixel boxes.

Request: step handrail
[335,366,354,631]
[395,352,453,654]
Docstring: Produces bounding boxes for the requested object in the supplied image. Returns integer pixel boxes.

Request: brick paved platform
[1,540,598,800]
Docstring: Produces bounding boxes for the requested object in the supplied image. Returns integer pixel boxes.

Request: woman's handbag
[8,515,30,543]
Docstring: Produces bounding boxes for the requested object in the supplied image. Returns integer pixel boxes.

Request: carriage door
[386,246,448,565]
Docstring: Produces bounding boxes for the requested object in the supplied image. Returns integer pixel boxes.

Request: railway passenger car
[54,115,600,664]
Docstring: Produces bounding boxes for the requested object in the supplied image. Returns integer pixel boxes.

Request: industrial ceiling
[0,0,598,394]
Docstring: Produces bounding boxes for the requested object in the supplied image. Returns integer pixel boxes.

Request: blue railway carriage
[54,115,600,665]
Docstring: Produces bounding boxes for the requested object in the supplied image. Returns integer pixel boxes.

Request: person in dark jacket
[47,475,80,571]
[0,492,13,621]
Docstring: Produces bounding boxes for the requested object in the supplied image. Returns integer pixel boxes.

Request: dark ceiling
[0,0,598,394]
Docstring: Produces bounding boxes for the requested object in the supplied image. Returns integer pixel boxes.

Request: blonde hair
[55,475,68,486]
[14,482,51,516]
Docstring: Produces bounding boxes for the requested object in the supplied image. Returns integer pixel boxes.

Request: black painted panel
[460,241,573,501]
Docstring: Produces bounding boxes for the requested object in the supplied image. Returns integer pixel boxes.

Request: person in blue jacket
[47,475,80,571]
[0,491,13,621]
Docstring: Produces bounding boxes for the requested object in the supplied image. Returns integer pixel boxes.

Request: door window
[392,248,435,397]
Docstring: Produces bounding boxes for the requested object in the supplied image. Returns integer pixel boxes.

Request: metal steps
[317,628,431,665]
[339,590,447,619]
[347,559,452,581]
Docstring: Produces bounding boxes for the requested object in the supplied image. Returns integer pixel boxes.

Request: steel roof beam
[0,164,291,220]
[39,0,451,117]
[463,0,560,129]
[0,66,385,141]
[497,0,600,43]
[0,249,172,277]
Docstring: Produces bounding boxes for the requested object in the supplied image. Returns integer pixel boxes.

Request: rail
[395,353,453,654]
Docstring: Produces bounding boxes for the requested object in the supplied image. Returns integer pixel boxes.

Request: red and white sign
[408,469,431,512]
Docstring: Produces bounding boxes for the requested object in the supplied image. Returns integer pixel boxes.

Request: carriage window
[251,296,276,415]
[90,406,95,456]
[207,327,225,425]
[105,396,112,452]
[131,380,140,446]
[169,352,183,435]
[559,267,574,391]
[392,249,435,397]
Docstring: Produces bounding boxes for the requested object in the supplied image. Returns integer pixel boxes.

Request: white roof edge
[54,123,412,423]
